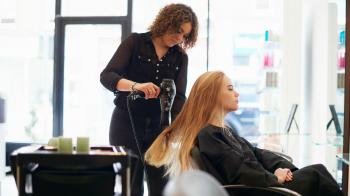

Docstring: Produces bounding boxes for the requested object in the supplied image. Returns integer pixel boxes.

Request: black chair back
[31,165,115,196]
[191,145,226,184]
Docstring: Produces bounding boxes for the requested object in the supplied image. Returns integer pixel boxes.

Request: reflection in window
[210,0,283,138]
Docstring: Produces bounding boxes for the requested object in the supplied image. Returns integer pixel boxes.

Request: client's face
[220,76,239,112]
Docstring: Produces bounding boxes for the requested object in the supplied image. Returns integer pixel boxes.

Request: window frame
[52,0,132,136]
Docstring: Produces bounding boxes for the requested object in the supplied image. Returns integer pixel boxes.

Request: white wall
[0,97,6,196]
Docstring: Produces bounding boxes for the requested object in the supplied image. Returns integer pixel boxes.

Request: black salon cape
[196,124,343,196]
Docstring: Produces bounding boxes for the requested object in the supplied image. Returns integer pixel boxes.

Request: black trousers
[109,107,168,196]
[284,164,343,196]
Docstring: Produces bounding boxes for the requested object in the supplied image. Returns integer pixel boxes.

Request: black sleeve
[240,138,298,173]
[100,33,137,92]
[197,128,281,187]
[253,148,298,173]
[171,53,188,121]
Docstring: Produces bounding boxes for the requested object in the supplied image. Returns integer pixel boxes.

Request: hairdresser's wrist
[131,82,138,91]
[115,79,138,92]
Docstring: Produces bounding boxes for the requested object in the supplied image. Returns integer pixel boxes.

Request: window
[53,0,132,144]
[63,25,122,144]
[0,0,55,143]
[61,0,128,16]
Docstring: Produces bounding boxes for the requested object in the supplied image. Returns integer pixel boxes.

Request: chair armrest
[269,151,293,163]
[269,187,301,196]
[250,142,293,163]
[223,184,301,196]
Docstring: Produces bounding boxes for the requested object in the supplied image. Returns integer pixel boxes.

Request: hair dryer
[159,79,176,128]
[128,79,176,128]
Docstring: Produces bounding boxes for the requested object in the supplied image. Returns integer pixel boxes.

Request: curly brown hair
[148,4,198,50]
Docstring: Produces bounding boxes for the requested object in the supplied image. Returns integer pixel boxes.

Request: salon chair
[191,146,301,196]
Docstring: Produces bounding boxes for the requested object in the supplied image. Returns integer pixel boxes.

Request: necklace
[222,127,234,138]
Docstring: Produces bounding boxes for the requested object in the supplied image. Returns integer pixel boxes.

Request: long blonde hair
[145,71,226,176]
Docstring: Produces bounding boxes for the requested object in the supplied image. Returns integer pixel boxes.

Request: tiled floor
[1,133,344,196]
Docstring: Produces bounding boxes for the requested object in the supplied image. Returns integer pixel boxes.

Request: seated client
[145,71,343,196]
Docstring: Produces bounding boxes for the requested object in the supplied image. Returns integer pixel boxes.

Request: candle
[58,137,73,153]
[76,137,90,153]
[48,137,59,148]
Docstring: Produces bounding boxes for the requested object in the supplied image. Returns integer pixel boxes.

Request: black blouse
[100,32,188,118]
[196,124,298,187]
